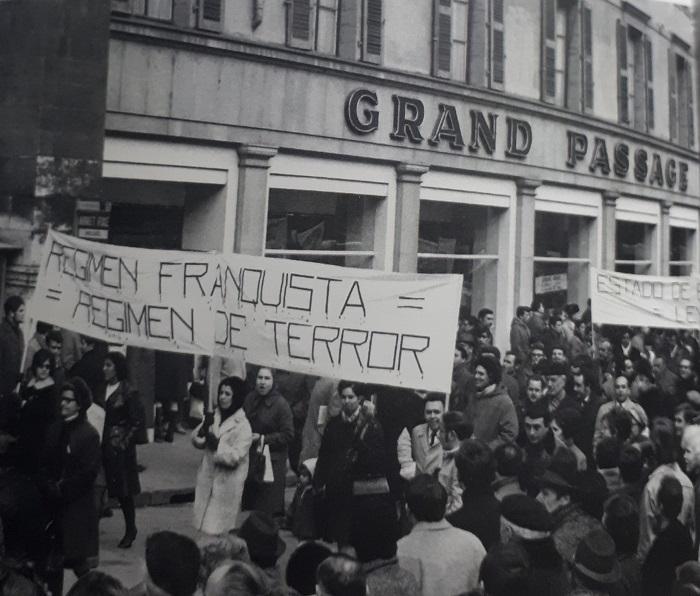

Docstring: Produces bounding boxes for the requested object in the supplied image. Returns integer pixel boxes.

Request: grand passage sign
[33,231,462,392]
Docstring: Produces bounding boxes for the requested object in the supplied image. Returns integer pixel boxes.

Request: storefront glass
[615,220,654,274]
[670,226,695,276]
[534,212,593,309]
[417,202,500,314]
[265,189,377,267]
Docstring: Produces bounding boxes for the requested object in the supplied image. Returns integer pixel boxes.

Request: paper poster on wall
[535,273,568,294]
[33,230,462,392]
[590,267,700,329]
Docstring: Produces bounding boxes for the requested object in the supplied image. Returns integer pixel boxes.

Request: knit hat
[480,541,531,596]
[573,528,621,585]
[476,355,502,386]
[501,494,553,536]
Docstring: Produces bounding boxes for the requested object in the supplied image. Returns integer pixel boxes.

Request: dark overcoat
[101,381,141,498]
[43,417,101,563]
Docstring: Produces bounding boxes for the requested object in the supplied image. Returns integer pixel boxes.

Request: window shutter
[433,0,453,77]
[489,0,504,89]
[643,35,653,131]
[467,0,488,86]
[669,49,678,142]
[541,0,556,103]
[287,0,316,49]
[582,3,593,111]
[362,0,382,64]
[111,0,132,14]
[616,20,629,124]
[688,67,695,147]
[197,0,223,32]
[338,0,361,60]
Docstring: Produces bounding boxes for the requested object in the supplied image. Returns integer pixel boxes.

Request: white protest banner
[33,230,462,392]
[590,267,700,329]
[34,229,219,353]
[213,253,463,393]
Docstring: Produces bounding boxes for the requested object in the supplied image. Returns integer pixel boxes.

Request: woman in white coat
[193,376,252,534]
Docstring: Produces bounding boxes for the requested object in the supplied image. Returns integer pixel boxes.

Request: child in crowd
[286,458,317,540]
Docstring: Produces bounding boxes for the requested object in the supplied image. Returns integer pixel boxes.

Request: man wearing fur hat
[465,356,518,450]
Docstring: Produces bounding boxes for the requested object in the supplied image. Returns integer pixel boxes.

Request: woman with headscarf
[100,351,142,548]
[41,377,101,596]
[15,348,59,473]
[243,367,294,518]
[193,376,252,534]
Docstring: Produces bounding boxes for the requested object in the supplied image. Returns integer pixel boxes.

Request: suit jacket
[397,422,442,480]
[0,319,23,398]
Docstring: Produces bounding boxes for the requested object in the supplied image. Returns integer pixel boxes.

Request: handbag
[262,444,274,483]
[247,444,266,484]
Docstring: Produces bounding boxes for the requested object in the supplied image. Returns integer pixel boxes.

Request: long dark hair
[104,351,128,382]
[218,376,246,419]
[31,348,55,379]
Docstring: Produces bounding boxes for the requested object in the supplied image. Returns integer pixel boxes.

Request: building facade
[3,0,699,353]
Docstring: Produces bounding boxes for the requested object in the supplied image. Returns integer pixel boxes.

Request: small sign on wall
[76,200,111,242]
[535,273,568,294]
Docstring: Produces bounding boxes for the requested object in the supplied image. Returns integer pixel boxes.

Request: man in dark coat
[557,370,601,465]
[0,295,25,399]
[509,306,531,365]
[41,377,101,595]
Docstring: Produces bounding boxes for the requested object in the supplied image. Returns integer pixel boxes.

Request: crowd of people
[4,290,700,595]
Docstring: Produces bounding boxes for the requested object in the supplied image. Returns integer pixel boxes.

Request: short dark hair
[516,306,530,318]
[350,495,399,562]
[146,531,200,596]
[424,392,446,407]
[658,475,683,520]
[442,411,472,441]
[316,554,366,596]
[604,495,639,555]
[3,295,23,317]
[406,474,447,522]
[604,409,632,444]
[475,355,502,386]
[573,370,592,389]
[104,351,128,382]
[31,348,55,377]
[46,329,63,346]
[548,315,561,327]
[337,380,367,399]
[555,408,581,440]
[651,417,676,465]
[675,403,698,425]
[530,299,544,311]
[524,399,551,426]
[595,437,620,470]
[504,350,519,364]
[455,344,468,360]
[527,375,545,389]
[494,443,523,478]
[286,542,334,596]
[478,308,494,320]
[455,439,496,490]
[66,571,126,596]
[619,445,643,484]
[35,321,52,335]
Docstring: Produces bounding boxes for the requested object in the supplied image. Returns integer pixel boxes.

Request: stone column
[602,191,619,271]
[393,163,429,272]
[660,200,672,276]
[234,145,278,256]
[514,178,541,307]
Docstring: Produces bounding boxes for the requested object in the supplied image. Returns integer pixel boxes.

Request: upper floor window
[337,0,383,64]
[669,48,695,148]
[617,14,653,131]
[432,0,468,80]
[465,0,504,90]
[541,0,593,111]
[111,0,222,31]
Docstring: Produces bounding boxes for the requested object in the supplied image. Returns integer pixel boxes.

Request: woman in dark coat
[243,367,294,517]
[314,380,392,546]
[41,377,101,596]
[16,349,58,473]
[100,351,141,548]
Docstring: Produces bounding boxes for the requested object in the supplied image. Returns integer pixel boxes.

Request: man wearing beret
[499,494,569,595]
[465,356,518,450]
